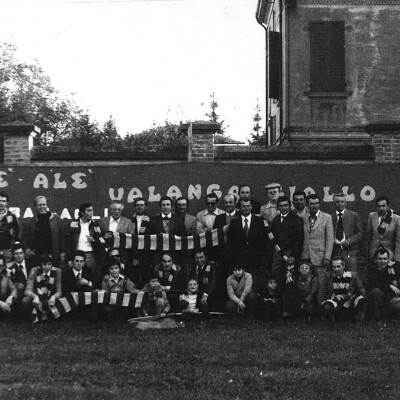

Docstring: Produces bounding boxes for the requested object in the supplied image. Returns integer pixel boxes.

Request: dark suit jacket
[21,213,65,263]
[213,211,240,229]
[227,214,267,263]
[271,211,304,261]
[62,266,93,295]
[331,209,363,253]
[150,214,186,236]
[6,259,34,289]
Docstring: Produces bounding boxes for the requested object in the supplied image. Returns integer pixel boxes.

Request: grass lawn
[0,317,399,400]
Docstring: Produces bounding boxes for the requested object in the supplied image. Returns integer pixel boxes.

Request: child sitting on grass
[141,275,170,318]
[101,261,139,321]
[177,278,208,318]
[257,275,281,322]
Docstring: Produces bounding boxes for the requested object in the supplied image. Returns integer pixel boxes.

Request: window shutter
[268,31,281,100]
[327,21,345,92]
[310,21,345,92]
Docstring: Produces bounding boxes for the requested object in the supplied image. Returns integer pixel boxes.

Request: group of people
[0,182,399,323]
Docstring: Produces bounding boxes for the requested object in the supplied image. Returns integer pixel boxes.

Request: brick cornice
[298,0,400,5]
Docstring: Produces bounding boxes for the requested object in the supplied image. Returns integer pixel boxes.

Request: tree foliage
[248,99,266,146]
[204,92,226,134]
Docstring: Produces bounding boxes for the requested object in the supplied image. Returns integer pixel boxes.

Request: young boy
[225,265,257,318]
[178,278,208,318]
[257,275,281,322]
[101,261,139,320]
[24,253,62,310]
[141,275,170,318]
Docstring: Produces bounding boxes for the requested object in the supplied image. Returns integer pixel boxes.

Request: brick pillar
[368,123,400,163]
[180,121,220,162]
[0,122,39,165]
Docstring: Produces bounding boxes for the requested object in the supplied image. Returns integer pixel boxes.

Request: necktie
[45,274,49,284]
[77,272,81,280]
[162,216,170,220]
[281,215,285,224]
[336,212,344,241]
[309,214,317,231]
[244,218,249,238]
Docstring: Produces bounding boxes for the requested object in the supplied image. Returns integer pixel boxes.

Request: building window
[310,21,345,93]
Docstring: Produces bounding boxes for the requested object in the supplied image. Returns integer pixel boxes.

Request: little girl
[178,278,208,317]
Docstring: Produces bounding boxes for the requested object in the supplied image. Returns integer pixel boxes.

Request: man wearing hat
[261,183,283,224]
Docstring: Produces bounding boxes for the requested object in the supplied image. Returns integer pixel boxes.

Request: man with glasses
[195,192,224,234]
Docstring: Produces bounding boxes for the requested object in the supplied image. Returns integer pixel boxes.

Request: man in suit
[5,242,33,318]
[62,250,97,320]
[130,198,152,288]
[174,196,196,268]
[331,193,363,273]
[227,198,267,273]
[195,192,224,234]
[366,196,400,262]
[150,196,186,236]
[302,193,334,286]
[150,196,186,266]
[214,194,240,229]
[99,200,134,267]
[270,196,304,286]
[213,194,241,294]
[21,195,65,268]
[175,197,196,236]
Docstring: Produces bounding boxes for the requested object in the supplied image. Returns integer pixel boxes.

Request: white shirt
[73,268,82,278]
[136,215,144,233]
[241,214,252,229]
[13,260,27,279]
[109,217,120,232]
[78,219,93,252]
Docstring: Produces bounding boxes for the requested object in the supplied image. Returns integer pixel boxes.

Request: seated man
[5,242,33,318]
[24,253,62,311]
[153,253,186,310]
[368,248,400,320]
[225,264,257,318]
[319,256,366,322]
[62,250,97,320]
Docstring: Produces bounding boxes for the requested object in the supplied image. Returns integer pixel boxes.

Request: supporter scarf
[35,267,58,299]
[378,209,393,236]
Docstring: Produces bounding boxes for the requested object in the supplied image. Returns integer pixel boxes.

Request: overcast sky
[0,0,265,142]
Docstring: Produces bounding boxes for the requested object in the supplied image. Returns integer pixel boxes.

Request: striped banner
[32,291,147,323]
[111,226,228,251]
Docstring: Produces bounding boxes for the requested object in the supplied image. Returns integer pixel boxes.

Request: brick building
[256,0,400,148]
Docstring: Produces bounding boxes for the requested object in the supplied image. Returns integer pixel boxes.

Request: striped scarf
[111,226,228,251]
[159,264,178,285]
[35,267,58,300]
[378,210,393,236]
[33,291,147,322]
[131,215,151,235]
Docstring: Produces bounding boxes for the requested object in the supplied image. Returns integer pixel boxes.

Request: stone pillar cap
[0,121,40,134]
